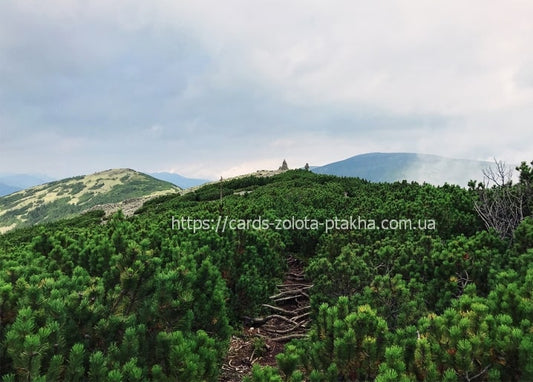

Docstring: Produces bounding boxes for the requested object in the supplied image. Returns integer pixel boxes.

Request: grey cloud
[1,1,532,179]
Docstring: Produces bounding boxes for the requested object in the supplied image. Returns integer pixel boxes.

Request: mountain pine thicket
[1,164,532,381]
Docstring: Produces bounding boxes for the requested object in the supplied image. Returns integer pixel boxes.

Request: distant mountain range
[0,169,180,232]
[0,183,20,197]
[312,152,495,186]
[0,153,505,232]
[0,174,55,197]
[149,172,209,189]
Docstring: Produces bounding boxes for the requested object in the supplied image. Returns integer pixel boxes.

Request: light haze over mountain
[312,153,496,186]
[0,174,55,197]
[149,172,209,189]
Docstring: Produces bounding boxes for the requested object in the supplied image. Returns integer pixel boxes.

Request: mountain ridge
[0,168,180,232]
[0,153,506,232]
[312,152,495,186]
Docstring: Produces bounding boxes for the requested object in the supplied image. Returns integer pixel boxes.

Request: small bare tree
[472,159,524,239]
[482,159,513,187]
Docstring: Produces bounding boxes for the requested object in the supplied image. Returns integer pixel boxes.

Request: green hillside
[0,168,180,232]
[0,167,532,381]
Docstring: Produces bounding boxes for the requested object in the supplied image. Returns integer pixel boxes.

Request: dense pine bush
[1,169,532,380]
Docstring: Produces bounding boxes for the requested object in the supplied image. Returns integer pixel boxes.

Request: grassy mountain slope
[0,168,180,232]
[313,152,493,186]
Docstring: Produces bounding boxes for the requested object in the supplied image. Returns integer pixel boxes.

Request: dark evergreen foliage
[1,169,532,381]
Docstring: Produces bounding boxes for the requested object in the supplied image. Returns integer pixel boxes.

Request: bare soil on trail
[219,257,312,382]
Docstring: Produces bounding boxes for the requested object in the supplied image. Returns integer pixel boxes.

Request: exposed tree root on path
[219,256,312,381]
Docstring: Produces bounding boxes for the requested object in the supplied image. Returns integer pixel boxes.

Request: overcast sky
[1,1,532,180]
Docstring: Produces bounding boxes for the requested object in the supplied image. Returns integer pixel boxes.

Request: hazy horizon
[0,151,513,184]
